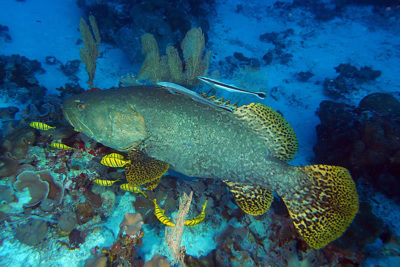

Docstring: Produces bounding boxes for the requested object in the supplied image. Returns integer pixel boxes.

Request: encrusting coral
[119,212,144,237]
[13,170,64,209]
[14,170,49,208]
[138,27,210,87]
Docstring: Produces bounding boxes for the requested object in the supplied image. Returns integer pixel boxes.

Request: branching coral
[137,27,210,87]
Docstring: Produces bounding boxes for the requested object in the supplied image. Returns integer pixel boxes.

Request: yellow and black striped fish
[103,153,124,160]
[93,179,120,186]
[29,122,56,130]
[100,155,130,167]
[153,199,175,227]
[120,183,147,197]
[50,142,74,150]
[184,200,208,226]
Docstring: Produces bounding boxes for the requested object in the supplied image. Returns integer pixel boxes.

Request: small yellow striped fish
[102,153,125,160]
[120,183,147,197]
[184,200,208,226]
[153,199,175,227]
[100,155,130,167]
[93,179,120,186]
[50,143,74,150]
[29,122,56,130]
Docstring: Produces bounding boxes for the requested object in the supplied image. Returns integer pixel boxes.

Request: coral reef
[87,212,145,266]
[15,219,48,246]
[14,171,50,208]
[77,0,214,63]
[0,54,46,103]
[323,63,381,99]
[57,211,77,233]
[314,93,400,199]
[75,202,95,225]
[0,106,19,119]
[0,185,14,212]
[0,155,20,178]
[259,29,294,65]
[1,126,36,160]
[0,24,11,42]
[13,170,64,209]
[119,213,144,237]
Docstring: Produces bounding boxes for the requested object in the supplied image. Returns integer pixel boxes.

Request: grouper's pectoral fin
[282,165,359,249]
[223,180,274,216]
[233,103,299,161]
[124,149,169,187]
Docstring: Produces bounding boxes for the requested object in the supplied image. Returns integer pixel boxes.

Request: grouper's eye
[77,103,85,110]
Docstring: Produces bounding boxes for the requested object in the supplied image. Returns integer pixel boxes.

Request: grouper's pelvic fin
[223,180,274,215]
[233,103,299,161]
[283,165,359,249]
[124,149,169,188]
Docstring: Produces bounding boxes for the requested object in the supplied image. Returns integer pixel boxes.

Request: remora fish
[198,76,267,99]
[156,82,233,111]
[62,85,359,249]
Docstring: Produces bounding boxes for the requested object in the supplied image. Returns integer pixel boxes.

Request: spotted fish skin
[63,86,359,249]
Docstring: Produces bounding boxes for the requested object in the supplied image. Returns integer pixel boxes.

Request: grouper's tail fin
[282,164,359,249]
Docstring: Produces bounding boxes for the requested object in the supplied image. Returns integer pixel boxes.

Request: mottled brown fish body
[63,86,359,249]
[62,86,299,196]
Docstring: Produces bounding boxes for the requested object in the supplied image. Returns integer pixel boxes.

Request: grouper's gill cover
[62,85,359,250]
[62,90,147,151]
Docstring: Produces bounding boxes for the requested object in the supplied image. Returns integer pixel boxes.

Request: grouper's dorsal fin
[124,149,169,187]
[223,180,274,215]
[200,93,239,111]
[233,103,299,161]
[156,82,233,112]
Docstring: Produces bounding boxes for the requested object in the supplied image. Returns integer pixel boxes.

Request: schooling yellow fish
[184,200,207,226]
[50,143,74,150]
[102,153,125,160]
[93,179,120,186]
[120,183,147,197]
[100,155,130,167]
[29,122,56,130]
[153,199,175,227]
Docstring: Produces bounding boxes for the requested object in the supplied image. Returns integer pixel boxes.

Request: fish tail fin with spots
[281,165,359,249]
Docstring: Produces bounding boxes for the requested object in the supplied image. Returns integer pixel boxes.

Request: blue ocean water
[1,0,400,266]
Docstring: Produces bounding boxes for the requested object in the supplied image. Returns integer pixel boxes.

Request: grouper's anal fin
[223,180,274,215]
[124,149,169,188]
[282,165,359,249]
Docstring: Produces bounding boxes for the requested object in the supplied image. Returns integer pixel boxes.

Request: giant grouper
[62,85,359,249]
